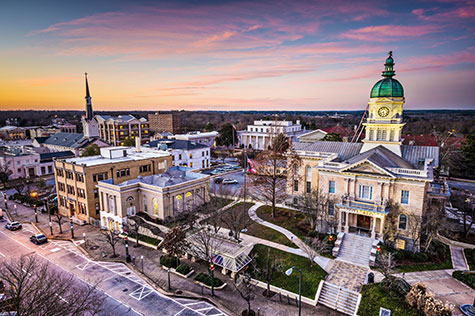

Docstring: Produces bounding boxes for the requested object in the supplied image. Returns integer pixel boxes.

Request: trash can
[367,272,374,284]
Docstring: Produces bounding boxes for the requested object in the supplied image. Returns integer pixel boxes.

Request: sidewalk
[450,246,469,270]
[248,202,331,271]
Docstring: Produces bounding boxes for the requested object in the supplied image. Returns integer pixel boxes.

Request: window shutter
[370,187,373,200]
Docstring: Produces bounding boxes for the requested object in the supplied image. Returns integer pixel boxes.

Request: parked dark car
[30,234,48,245]
[5,222,22,231]
[214,177,224,184]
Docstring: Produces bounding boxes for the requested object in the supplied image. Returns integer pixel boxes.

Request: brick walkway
[450,246,469,270]
[325,261,368,292]
[395,270,475,316]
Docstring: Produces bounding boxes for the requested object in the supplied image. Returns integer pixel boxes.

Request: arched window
[398,214,407,230]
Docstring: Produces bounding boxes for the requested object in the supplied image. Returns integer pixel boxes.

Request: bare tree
[451,190,475,238]
[406,213,422,253]
[126,216,144,247]
[102,229,121,257]
[221,203,253,241]
[249,133,300,218]
[188,227,222,261]
[0,254,103,316]
[161,226,188,266]
[421,198,447,252]
[383,199,402,247]
[263,248,282,297]
[53,210,65,234]
[377,252,396,280]
[0,160,12,189]
[233,273,256,316]
[296,189,333,232]
[300,237,328,267]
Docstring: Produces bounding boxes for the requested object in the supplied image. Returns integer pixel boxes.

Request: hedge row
[9,193,44,207]
[453,271,475,289]
[160,255,179,269]
[194,272,224,287]
[176,264,192,276]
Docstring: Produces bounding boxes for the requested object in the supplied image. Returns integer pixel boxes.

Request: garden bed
[248,244,326,299]
[161,263,194,278]
[453,271,475,289]
[358,283,422,316]
[464,248,475,270]
[194,272,226,290]
[120,233,161,248]
[380,240,452,272]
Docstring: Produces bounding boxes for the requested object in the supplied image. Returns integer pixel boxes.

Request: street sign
[379,307,391,316]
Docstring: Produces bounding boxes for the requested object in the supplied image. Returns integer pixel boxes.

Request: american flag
[247,157,256,174]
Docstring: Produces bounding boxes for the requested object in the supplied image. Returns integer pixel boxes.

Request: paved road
[0,220,226,316]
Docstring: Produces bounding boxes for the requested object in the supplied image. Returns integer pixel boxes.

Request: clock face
[378,106,390,118]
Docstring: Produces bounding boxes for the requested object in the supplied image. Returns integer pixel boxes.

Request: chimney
[135,137,141,152]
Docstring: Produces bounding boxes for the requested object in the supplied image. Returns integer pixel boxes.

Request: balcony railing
[428,182,450,196]
[337,197,388,214]
[388,168,428,177]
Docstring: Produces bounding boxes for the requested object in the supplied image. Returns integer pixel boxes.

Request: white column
[344,211,349,233]
[371,217,376,239]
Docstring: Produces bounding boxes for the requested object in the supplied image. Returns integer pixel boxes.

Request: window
[293,180,298,192]
[328,203,334,216]
[116,168,130,178]
[202,151,205,157]
[77,188,85,198]
[306,181,311,194]
[140,164,151,173]
[75,173,84,182]
[179,154,182,160]
[401,190,409,205]
[189,162,193,168]
[190,153,192,159]
[358,185,373,200]
[329,181,335,194]
[377,129,387,141]
[94,188,98,198]
[398,214,407,230]
[93,172,109,182]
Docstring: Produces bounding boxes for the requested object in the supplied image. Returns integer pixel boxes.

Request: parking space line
[0,250,5,257]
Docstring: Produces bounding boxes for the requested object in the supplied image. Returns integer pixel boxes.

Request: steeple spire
[85,72,93,121]
[382,51,395,78]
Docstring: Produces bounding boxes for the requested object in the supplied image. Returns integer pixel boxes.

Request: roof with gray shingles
[344,145,414,169]
[43,132,89,149]
[401,145,439,168]
[294,141,363,161]
[39,151,75,162]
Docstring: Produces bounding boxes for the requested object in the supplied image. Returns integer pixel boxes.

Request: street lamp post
[46,197,53,235]
[167,268,171,291]
[30,191,38,223]
[125,234,131,263]
[3,192,7,210]
[70,217,74,238]
[140,255,144,273]
[83,232,86,248]
[210,261,215,297]
[285,266,302,316]
[34,205,38,223]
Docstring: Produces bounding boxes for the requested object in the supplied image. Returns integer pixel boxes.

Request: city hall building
[289,53,443,251]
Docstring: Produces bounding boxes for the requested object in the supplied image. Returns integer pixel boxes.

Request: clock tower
[361,52,405,156]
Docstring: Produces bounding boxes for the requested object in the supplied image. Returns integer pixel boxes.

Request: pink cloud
[340,25,441,42]
[412,5,475,22]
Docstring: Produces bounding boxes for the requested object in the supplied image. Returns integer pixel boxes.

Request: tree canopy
[80,144,100,157]
[216,123,238,147]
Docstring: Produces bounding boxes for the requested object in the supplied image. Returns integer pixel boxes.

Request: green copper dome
[370,51,404,98]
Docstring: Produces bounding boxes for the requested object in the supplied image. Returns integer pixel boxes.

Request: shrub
[406,282,454,315]
[453,271,475,289]
[380,276,412,297]
[160,255,179,269]
[176,264,192,276]
[194,272,224,287]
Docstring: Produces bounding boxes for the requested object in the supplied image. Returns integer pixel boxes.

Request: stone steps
[337,233,374,266]
[317,281,361,315]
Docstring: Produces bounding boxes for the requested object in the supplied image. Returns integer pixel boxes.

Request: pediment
[341,161,394,178]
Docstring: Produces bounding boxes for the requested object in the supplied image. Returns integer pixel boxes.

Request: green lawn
[464,248,475,270]
[358,283,422,316]
[249,244,327,299]
[256,205,310,239]
[379,241,453,273]
[206,202,297,248]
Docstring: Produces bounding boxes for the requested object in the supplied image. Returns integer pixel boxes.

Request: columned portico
[336,201,387,240]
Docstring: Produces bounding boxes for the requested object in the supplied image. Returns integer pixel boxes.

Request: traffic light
[210,263,215,271]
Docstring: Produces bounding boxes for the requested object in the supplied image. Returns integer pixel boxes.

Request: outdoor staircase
[335,233,374,266]
[317,281,361,316]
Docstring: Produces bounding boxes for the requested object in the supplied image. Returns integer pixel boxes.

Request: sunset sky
[0,0,474,111]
